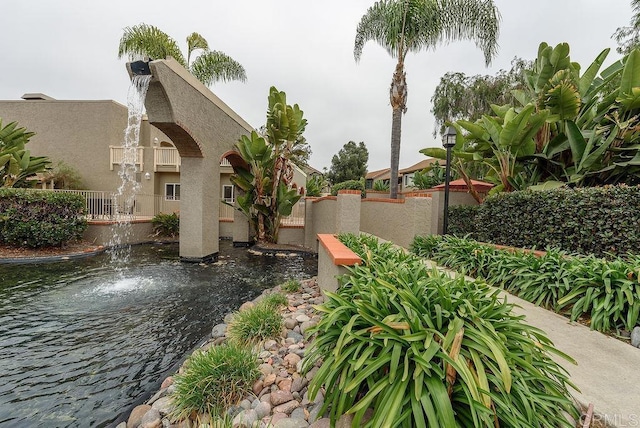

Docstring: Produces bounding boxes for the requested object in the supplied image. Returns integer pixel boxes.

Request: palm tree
[118,24,247,86]
[354,0,500,198]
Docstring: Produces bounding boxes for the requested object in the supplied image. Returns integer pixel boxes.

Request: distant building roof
[431,179,494,191]
[303,165,323,176]
[399,158,440,174]
[365,168,390,180]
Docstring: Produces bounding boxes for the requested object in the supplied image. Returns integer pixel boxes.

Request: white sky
[0,0,634,171]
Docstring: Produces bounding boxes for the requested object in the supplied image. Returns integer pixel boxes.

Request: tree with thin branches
[613,0,640,54]
[118,24,247,86]
[354,0,500,198]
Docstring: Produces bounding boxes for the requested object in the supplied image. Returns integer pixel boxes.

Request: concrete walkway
[505,292,640,427]
[423,260,640,426]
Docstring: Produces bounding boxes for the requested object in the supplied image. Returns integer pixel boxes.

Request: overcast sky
[0,0,634,172]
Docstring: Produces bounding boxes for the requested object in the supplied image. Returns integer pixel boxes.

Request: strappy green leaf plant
[411,234,640,333]
[304,234,578,427]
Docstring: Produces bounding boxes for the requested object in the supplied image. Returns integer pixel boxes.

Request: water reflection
[0,241,316,427]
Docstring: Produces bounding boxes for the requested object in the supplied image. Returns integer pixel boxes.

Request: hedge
[0,189,87,247]
[448,185,640,258]
[331,179,364,197]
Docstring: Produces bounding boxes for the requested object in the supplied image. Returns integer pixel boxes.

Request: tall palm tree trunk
[389,61,407,199]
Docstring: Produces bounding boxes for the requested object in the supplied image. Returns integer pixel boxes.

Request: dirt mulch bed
[0,241,104,260]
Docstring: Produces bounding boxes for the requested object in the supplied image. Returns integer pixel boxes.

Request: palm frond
[190,51,247,85]
[355,0,409,61]
[186,32,209,65]
[118,23,186,67]
[428,0,501,66]
[354,0,500,65]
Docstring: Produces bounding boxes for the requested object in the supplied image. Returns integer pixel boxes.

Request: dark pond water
[0,241,317,427]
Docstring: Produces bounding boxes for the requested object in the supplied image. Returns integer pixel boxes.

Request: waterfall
[108,74,152,266]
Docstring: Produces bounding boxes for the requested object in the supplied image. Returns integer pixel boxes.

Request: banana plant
[423,105,548,194]
[229,87,306,244]
[0,118,50,188]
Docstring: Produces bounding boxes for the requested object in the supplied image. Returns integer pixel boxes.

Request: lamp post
[442,126,457,235]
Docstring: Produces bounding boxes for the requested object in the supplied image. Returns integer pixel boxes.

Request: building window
[222,185,234,203]
[165,183,180,201]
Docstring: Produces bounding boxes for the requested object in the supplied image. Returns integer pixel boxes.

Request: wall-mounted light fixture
[144,172,151,180]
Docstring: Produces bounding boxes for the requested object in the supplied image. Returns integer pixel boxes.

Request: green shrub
[281,279,301,293]
[372,180,389,191]
[0,188,87,247]
[331,179,364,196]
[151,212,179,238]
[450,185,640,258]
[170,343,259,421]
[448,205,479,236]
[411,234,640,333]
[227,301,284,345]
[303,234,578,427]
[51,161,85,190]
[306,175,327,197]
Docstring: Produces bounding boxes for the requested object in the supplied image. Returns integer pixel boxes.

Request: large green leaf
[565,121,587,166]
[620,49,640,97]
[579,48,610,96]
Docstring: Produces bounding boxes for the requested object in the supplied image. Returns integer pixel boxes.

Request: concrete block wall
[430,189,479,234]
[361,195,432,249]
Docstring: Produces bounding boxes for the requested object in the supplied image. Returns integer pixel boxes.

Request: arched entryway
[133,58,254,261]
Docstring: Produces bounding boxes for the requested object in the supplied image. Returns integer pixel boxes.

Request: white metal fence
[281,200,305,226]
[220,200,306,226]
[48,189,163,220]
[39,189,306,225]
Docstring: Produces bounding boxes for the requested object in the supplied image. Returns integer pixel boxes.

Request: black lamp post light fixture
[442,126,457,235]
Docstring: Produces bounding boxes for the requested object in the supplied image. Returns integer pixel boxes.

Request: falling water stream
[108,74,151,266]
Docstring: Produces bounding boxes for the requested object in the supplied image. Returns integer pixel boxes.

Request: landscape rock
[273,400,300,415]
[287,331,304,343]
[632,326,640,348]
[284,318,298,330]
[271,390,294,406]
[255,401,272,419]
[151,396,173,415]
[308,418,330,428]
[211,323,227,339]
[160,376,174,389]
[290,406,308,421]
[232,409,258,428]
[283,353,301,368]
[239,301,255,312]
[273,417,309,428]
[139,408,161,428]
[127,404,151,428]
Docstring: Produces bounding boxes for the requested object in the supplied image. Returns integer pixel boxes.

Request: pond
[0,241,317,427]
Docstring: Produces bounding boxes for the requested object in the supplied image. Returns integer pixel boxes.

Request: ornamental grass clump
[170,342,259,422]
[281,278,302,293]
[259,292,289,309]
[304,234,578,427]
[227,299,284,345]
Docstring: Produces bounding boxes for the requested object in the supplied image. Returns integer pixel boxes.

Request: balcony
[154,147,181,172]
[110,146,144,171]
[153,147,233,172]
